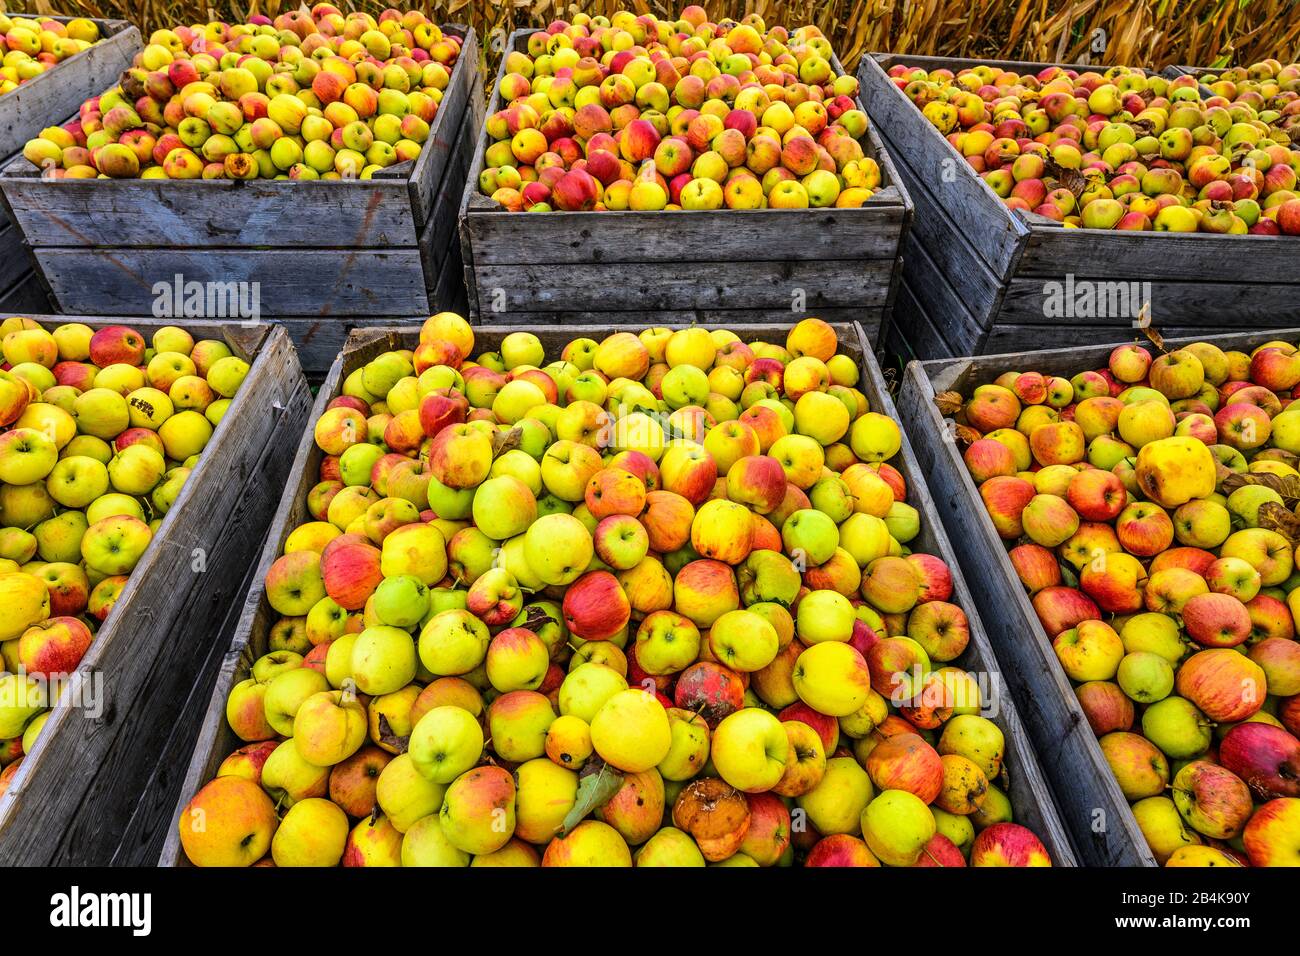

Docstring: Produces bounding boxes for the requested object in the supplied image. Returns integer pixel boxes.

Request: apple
[969,822,1052,867]
[865,732,944,803]
[591,689,671,773]
[439,765,516,856]
[861,789,935,866]
[1242,797,1300,867]
[271,797,349,867]
[178,776,279,867]
[711,707,789,793]
[1176,648,1266,723]
[1171,760,1253,839]
[1219,723,1300,799]
[293,689,367,767]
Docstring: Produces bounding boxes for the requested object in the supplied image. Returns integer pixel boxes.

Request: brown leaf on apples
[377,714,409,755]
[1130,117,1157,137]
[516,605,554,633]
[1222,471,1300,506]
[1138,311,1165,353]
[491,426,523,458]
[559,758,624,837]
[934,390,964,416]
[953,424,983,447]
[1258,501,1300,545]
[1043,156,1087,199]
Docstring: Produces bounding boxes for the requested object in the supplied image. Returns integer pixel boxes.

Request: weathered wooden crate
[860,53,1300,359]
[0,318,312,866]
[896,328,1300,866]
[456,30,912,344]
[159,318,1076,867]
[0,16,141,313]
[0,26,483,320]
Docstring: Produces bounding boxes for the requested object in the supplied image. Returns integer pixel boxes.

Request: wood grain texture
[858,54,1029,280]
[0,18,141,161]
[458,30,909,319]
[35,248,434,316]
[998,276,1300,327]
[0,320,311,866]
[1,172,419,248]
[469,258,895,314]
[160,318,1076,867]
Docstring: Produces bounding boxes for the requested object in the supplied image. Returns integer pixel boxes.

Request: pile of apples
[947,339,1300,865]
[21,5,458,181]
[0,318,248,788]
[476,7,879,212]
[890,60,1300,234]
[0,16,101,96]
[178,315,1054,868]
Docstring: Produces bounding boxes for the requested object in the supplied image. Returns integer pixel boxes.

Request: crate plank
[859,54,1029,280]
[470,259,894,314]
[0,320,312,866]
[884,272,959,361]
[1017,223,1300,283]
[0,171,419,248]
[160,319,1076,867]
[464,204,905,266]
[0,18,141,161]
[35,248,433,316]
[999,276,1300,327]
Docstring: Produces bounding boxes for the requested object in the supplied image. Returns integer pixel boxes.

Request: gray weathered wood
[469,258,895,314]
[33,248,433,316]
[1,170,419,247]
[859,54,1030,281]
[458,30,910,324]
[161,318,1077,867]
[998,276,1300,326]
[0,17,141,161]
[0,318,312,866]
[895,330,1300,865]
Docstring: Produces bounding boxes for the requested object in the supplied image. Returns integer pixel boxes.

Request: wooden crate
[0,16,142,314]
[0,318,312,866]
[0,26,484,320]
[896,328,1300,866]
[860,53,1300,359]
[456,30,912,344]
[158,319,1077,867]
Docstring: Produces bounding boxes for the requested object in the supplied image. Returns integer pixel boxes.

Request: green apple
[376,752,447,831]
[635,826,706,866]
[523,512,594,586]
[711,707,788,792]
[261,738,329,807]
[861,789,935,865]
[350,625,417,696]
[795,589,855,644]
[1117,651,1175,703]
[486,627,550,692]
[372,574,429,628]
[408,704,484,783]
[781,508,839,566]
[264,666,330,737]
[0,428,57,485]
[292,690,367,766]
[471,475,537,541]
[418,609,490,676]
[339,442,385,487]
[501,331,545,370]
[401,813,470,866]
[427,474,474,520]
[796,755,872,835]
[558,662,628,723]
[707,609,779,672]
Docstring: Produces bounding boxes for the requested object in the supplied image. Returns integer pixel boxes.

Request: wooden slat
[981,323,1247,352]
[0,18,141,161]
[392,25,476,230]
[899,227,987,356]
[35,248,433,316]
[1018,223,1300,283]
[0,321,312,866]
[884,271,960,360]
[470,259,895,313]
[858,54,1029,281]
[464,204,905,266]
[161,318,1077,867]
[1,171,418,248]
[0,222,37,295]
[418,99,477,284]
[998,277,1300,327]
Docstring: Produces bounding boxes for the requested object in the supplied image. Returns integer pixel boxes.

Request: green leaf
[558,758,624,837]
